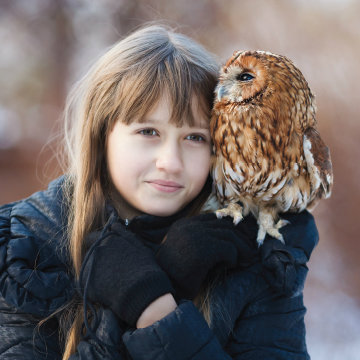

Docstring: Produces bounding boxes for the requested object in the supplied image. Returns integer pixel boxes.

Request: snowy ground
[304,238,360,359]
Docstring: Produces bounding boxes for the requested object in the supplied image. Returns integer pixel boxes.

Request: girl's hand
[79,217,175,328]
[155,213,256,299]
[136,293,177,328]
[260,210,319,295]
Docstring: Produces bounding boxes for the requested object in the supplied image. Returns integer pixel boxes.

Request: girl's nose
[156,141,183,173]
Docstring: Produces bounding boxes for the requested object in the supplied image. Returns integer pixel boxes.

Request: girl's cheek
[186,148,211,173]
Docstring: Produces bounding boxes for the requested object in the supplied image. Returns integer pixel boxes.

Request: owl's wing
[303,127,333,201]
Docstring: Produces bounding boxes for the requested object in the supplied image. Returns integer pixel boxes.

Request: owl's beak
[216,86,228,101]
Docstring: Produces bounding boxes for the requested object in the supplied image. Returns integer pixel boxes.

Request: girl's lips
[146,180,184,193]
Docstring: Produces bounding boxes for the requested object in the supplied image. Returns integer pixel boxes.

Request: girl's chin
[111,191,189,219]
[143,207,182,217]
[141,202,187,217]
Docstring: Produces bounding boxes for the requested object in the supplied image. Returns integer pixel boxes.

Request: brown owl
[210,50,333,246]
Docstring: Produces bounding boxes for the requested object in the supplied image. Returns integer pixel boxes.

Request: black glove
[155,213,258,299]
[260,210,319,295]
[79,215,174,327]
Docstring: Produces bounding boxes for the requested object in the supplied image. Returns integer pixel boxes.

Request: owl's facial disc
[216,85,228,102]
[216,65,257,103]
[229,68,257,103]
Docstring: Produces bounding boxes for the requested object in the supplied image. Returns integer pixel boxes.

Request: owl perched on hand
[210,50,333,246]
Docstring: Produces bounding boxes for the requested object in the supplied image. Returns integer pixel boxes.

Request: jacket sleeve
[122,276,309,360]
[0,178,73,359]
[223,272,310,359]
[122,300,232,360]
[68,307,127,360]
[0,296,62,360]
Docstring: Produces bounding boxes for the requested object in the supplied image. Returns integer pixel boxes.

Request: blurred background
[0,0,359,358]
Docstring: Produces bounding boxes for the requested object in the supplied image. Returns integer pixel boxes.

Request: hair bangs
[110,43,217,129]
[163,52,216,127]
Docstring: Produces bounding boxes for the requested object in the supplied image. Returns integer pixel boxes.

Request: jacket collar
[105,201,194,245]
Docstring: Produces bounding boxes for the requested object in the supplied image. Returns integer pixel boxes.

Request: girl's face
[106,95,211,218]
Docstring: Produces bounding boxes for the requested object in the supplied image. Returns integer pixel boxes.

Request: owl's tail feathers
[257,211,289,246]
[215,202,244,225]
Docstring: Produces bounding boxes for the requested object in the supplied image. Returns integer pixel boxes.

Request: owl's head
[215,50,312,107]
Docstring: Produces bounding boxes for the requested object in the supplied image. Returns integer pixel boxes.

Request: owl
[210,50,333,246]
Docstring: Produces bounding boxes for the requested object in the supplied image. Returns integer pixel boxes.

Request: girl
[0,25,318,359]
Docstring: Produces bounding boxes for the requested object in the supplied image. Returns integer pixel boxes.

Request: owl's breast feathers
[210,102,329,213]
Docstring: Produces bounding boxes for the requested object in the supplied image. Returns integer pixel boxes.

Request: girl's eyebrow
[137,118,209,130]
[137,118,159,125]
[193,124,210,130]
[190,121,210,130]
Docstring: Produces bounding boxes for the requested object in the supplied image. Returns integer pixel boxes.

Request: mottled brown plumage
[210,50,333,245]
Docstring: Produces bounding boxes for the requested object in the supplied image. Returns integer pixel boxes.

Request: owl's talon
[256,214,289,246]
[256,226,285,246]
[215,203,243,224]
[233,215,243,225]
[267,228,285,243]
[215,209,226,219]
[276,219,290,229]
[256,229,266,247]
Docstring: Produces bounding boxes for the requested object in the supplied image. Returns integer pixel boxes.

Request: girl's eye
[186,134,206,142]
[138,128,158,137]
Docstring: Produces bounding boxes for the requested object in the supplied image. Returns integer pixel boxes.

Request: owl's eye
[236,73,254,82]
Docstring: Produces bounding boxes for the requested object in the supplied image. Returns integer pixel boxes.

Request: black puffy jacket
[0,176,318,359]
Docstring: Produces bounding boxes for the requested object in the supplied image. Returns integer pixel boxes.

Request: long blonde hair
[61,24,219,359]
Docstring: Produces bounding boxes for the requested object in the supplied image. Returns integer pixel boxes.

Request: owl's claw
[257,226,284,246]
[215,203,244,225]
[276,219,290,229]
[256,216,290,246]
[232,214,243,225]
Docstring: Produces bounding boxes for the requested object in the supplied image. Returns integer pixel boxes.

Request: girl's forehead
[130,93,210,129]
[190,116,210,129]
[131,114,210,130]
